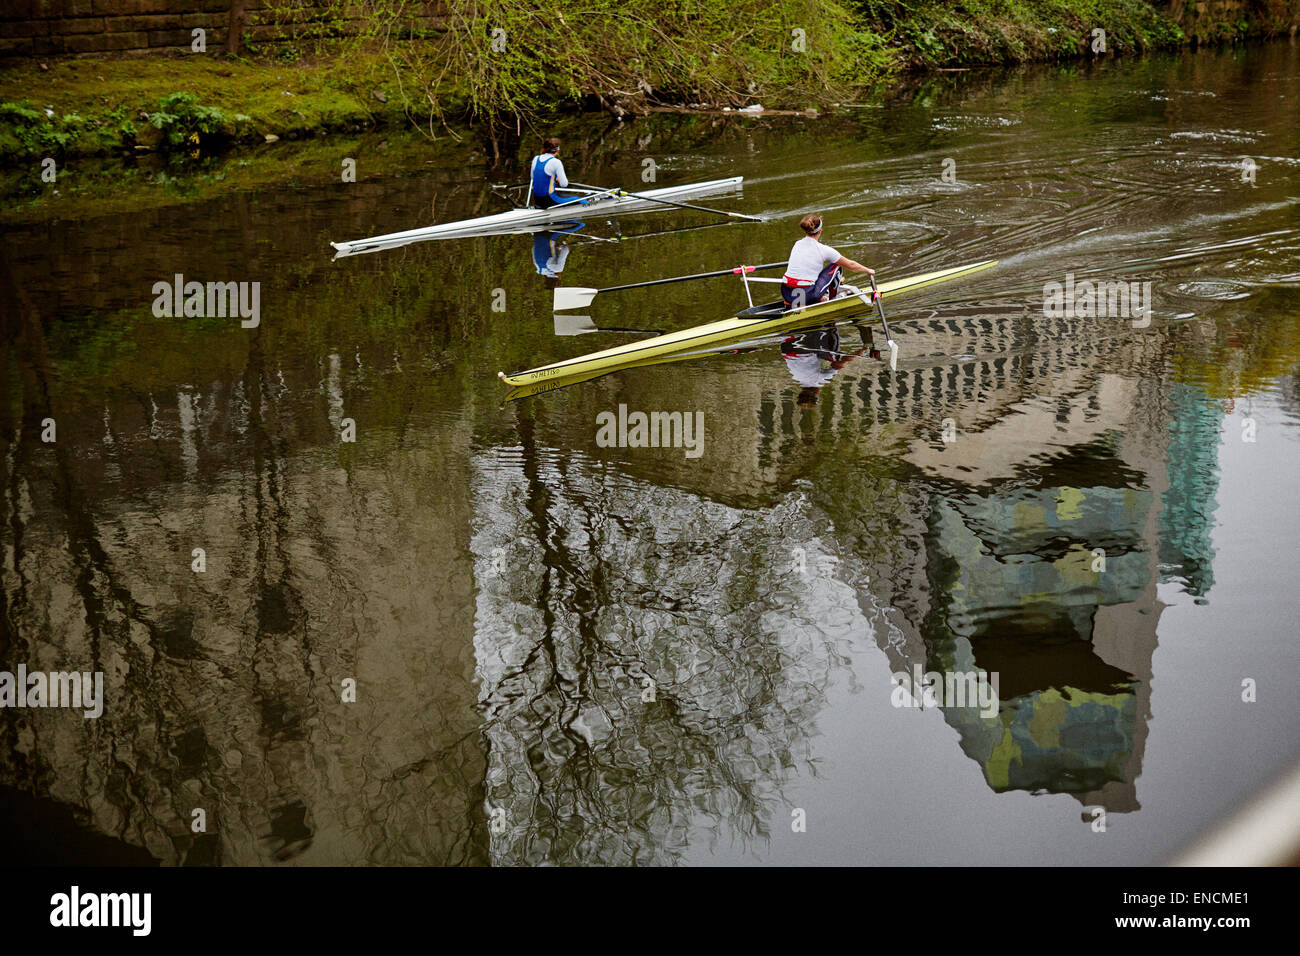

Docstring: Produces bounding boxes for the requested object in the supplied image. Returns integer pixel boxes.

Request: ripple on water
[931,114,1022,132]
[1173,280,1253,301]
[1168,129,1259,145]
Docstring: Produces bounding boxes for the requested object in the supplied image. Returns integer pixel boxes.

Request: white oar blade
[554,314,597,336]
[554,287,598,311]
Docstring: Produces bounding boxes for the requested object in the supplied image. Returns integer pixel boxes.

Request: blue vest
[531,154,557,198]
[532,233,552,273]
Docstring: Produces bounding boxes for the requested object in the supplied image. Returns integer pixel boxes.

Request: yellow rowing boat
[499,259,997,389]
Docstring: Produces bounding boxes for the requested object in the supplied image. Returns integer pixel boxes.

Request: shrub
[148,92,249,146]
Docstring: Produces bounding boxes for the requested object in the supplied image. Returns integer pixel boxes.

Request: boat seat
[737,301,787,319]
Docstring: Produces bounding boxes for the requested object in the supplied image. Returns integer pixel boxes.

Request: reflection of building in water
[571,306,1224,815]
[3,283,1233,861]
[1158,382,1222,597]
[887,362,1224,812]
[922,486,1155,812]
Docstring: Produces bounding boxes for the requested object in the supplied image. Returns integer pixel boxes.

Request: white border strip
[1171,760,1300,866]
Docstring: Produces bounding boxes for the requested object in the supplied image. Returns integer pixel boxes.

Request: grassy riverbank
[0,54,409,162]
[0,0,1293,164]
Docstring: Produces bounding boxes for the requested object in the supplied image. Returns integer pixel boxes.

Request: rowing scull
[330,177,746,257]
[498,260,997,388]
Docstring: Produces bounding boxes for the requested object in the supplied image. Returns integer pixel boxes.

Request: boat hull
[330,177,745,256]
[499,259,998,388]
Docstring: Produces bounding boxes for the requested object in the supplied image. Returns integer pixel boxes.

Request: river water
[2,42,1298,866]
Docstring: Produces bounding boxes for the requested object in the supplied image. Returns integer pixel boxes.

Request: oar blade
[554,314,597,335]
[553,287,598,311]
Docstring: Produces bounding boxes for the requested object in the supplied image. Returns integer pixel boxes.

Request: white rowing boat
[329,177,745,257]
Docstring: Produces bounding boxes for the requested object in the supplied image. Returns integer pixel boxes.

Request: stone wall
[4,1,227,58]
[3,1,1296,61]
[0,1,439,59]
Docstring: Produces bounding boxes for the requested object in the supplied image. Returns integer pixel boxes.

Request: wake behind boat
[330,177,747,257]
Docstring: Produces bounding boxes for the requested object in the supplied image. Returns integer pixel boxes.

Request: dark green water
[2,42,1298,865]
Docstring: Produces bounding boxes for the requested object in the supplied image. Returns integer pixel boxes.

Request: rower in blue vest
[529,137,569,209]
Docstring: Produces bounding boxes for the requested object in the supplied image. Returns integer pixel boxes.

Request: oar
[554,314,666,336]
[604,219,741,243]
[549,185,624,209]
[554,261,786,311]
[554,218,739,246]
[860,272,898,370]
[562,232,620,244]
[570,182,765,222]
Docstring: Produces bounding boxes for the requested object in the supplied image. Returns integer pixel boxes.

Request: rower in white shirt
[782,214,875,308]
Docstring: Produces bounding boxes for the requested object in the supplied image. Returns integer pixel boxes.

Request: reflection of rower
[782,214,876,308]
[782,327,868,407]
[529,137,568,209]
[532,223,584,279]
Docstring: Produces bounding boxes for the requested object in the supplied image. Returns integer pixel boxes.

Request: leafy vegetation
[852,0,1187,65]
[0,100,85,155]
[148,92,251,147]
[0,0,1286,164]
[274,0,1212,132]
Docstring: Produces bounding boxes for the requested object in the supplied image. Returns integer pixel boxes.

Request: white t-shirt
[784,235,841,284]
[783,352,838,387]
[539,242,570,277]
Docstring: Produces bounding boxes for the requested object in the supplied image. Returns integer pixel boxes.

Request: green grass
[0,53,408,162]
